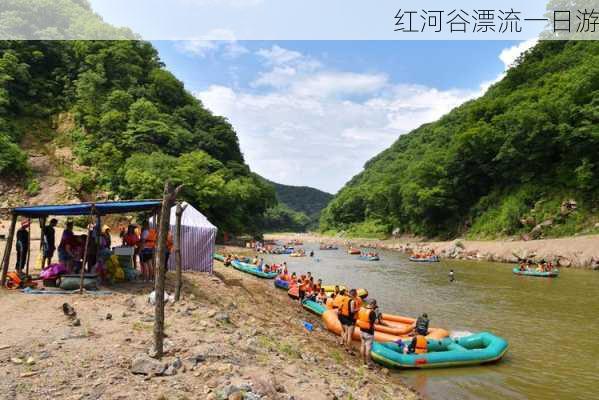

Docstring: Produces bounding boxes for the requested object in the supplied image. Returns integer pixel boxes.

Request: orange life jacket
[415,335,428,354]
[353,297,363,320]
[166,233,174,252]
[339,295,354,318]
[144,229,158,249]
[356,307,374,331]
[332,294,345,309]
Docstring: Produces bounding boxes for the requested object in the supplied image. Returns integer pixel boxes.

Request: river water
[262,242,599,400]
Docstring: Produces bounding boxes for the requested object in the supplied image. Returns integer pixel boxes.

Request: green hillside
[321,41,599,239]
[0,40,274,235]
[261,179,333,232]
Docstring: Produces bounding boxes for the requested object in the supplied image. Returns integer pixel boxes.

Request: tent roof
[154,201,216,229]
[12,200,162,217]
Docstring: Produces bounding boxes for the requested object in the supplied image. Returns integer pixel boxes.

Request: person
[347,288,361,349]
[331,285,341,300]
[86,224,98,271]
[309,250,314,257]
[314,278,322,293]
[42,218,58,268]
[140,221,157,281]
[101,225,112,250]
[58,221,76,272]
[338,289,357,353]
[316,288,327,304]
[411,313,430,336]
[122,224,140,269]
[449,269,455,282]
[15,219,30,273]
[357,299,381,367]
[164,231,174,271]
[299,275,309,302]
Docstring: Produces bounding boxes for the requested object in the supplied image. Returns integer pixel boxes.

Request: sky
[150,39,537,193]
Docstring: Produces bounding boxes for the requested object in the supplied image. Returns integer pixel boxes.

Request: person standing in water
[449,269,455,282]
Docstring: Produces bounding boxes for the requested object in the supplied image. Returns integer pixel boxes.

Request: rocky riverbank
[265,233,599,269]
[0,254,418,400]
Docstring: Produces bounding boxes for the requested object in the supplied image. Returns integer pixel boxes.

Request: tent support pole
[1,213,18,286]
[25,221,31,276]
[79,208,94,293]
[174,202,187,301]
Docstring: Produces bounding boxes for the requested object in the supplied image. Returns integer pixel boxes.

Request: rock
[130,353,166,376]
[72,318,81,327]
[25,356,35,365]
[207,310,217,318]
[106,313,112,320]
[557,258,572,268]
[172,356,183,370]
[228,392,242,400]
[163,364,177,376]
[62,303,77,317]
[214,312,231,323]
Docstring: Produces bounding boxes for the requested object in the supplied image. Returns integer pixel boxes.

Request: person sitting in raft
[410,313,430,336]
[357,299,381,368]
[519,261,527,271]
[449,269,455,282]
[316,288,327,304]
[314,278,322,293]
[331,285,341,299]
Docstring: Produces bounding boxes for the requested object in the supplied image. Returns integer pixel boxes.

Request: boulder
[130,353,166,376]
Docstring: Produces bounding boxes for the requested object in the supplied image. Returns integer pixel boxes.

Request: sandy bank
[265,233,599,269]
[0,256,417,400]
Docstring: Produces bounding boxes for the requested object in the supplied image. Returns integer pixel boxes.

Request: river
[262,242,599,400]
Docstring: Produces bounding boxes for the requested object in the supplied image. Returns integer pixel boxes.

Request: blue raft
[358,255,380,261]
[231,260,278,279]
[301,299,327,316]
[371,332,508,369]
[274,278,290,290]
[408,255,440,263]
[512,267,559,278]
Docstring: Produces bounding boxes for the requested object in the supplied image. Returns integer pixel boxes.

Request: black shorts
[141,249,154,262]
[299,290,305,300]
[339,315,354,326]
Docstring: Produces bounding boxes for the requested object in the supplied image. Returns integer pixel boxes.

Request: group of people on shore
[276,267,430,368]
[14,218,172,282]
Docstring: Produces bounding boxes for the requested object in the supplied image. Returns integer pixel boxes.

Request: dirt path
[265,233,599,269]
[0,261,418,400]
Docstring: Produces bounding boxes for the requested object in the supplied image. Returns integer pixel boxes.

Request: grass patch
[330,349,343,364]
[256,335,301,359]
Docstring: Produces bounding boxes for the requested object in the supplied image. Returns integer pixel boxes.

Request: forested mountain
[0,40,275,235]
[321,41,599,239]
[261,180,333,232]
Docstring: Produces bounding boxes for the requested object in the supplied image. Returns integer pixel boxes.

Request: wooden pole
[153,182,182,358]
[174,202,187,301]
[1,213,18,286]
[25,221,31,276]
[79,209,94,293]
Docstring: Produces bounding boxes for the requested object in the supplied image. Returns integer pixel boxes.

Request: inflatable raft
[302,299,327,316]
[348,248,361,255]
[289,253,306,257]
[512,268,559,278]
[321,309,449,343]
[409,255,440,263]
[274,278,290,290]
[371,332,508,369]
[322,286,368,299]
[213,253,225,262]
[231,260,278,279]
[358,255,380,261]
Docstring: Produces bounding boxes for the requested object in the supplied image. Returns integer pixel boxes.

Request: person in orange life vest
[140,221,158,281]
[163,231,174,271]
[357,299,383,367]
[122,224,140,269]
[345,288,361,353]
[338,289,358,353]
[299,275,310,302]
[314,278,322,293]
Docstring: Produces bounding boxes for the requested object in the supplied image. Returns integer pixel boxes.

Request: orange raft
[321,309,449,342]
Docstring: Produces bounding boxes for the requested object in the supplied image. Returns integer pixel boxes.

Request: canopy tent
[2,200,162,286]
[151,202,217,273]
[12,200,162,217]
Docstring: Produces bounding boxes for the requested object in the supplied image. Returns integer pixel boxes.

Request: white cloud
[195,42,534,192]
[176,29,248,58]
[479,38,538,94]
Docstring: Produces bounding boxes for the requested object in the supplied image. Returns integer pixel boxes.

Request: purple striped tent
[152,202,217,273]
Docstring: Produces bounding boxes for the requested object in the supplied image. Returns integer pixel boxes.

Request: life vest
[415,335,428,354]
[339,295,354,318]
[326,297,335,309]
[356,307,374,333]
[332,294,345,309]
[353,297,363,320]
[166,233,174,252]
[143,229,158,249]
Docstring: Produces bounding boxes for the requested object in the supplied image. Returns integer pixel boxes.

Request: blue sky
[149,40,536,193]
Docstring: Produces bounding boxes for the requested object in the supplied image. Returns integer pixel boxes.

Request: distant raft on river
[512,267,559,278]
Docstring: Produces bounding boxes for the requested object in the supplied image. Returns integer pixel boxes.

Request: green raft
[231,260,278,279]
[512,267,559,278]
[213,253,225,262]
[301,299,327,316]
[371,332,508,369]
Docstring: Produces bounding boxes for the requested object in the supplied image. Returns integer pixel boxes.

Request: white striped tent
[152,202,217,273]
